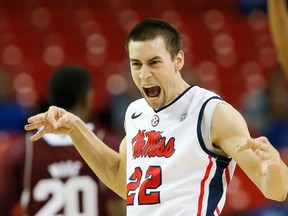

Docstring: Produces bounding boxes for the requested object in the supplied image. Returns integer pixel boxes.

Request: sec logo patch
[151,115,160,127]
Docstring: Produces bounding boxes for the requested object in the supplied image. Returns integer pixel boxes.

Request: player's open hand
[236,137,281,175]
[24,105,79,141]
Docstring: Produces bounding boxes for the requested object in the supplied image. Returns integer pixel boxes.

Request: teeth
[143,85,156,89]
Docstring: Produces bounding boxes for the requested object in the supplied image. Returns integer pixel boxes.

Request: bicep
[118,137,127,177]
[211,103,251,149]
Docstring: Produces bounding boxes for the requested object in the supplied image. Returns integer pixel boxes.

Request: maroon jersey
[0,123,119,216]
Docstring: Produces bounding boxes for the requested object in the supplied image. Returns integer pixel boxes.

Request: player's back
[22,126,107,216]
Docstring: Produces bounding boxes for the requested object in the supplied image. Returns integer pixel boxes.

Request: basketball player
[24,19,288,215]
[0,65,124,215]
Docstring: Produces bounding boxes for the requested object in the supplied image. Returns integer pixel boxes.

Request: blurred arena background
[0,0,288,215]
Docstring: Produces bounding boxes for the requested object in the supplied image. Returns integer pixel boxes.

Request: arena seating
[0,0,278,110]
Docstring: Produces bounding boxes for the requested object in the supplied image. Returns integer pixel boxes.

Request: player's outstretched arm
[212,103,288,201]
[25,105,127,199]
[268,0,288,77]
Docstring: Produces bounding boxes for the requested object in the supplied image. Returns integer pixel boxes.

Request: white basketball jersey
[125,86,236,216]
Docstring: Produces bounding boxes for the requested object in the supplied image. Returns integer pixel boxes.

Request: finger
[237,138,266,153]
[256,136,269,144]
[24,121,44,131]
[252,137,278,157]
[57,113,69,126]
[261,162,268,176]
[236,143,249,152]
[255,149,270,161]
[253,136,271,147]
[56,113,76,130]
[27,113,46,124]
[248,138,267,151]
[236,139,253,152]
[47,108,59,129]
[29,128,47,141]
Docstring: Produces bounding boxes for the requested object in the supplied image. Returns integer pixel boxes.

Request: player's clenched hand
[236,137,281,175]
[24,105,79,141]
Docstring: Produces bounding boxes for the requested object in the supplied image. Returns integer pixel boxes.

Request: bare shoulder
[212,103,247,134]
[211,103,250,150]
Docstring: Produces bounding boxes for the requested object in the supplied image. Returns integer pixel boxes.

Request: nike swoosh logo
[131,112,142,119]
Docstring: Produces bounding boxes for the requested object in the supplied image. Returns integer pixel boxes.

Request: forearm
[69,117,126,198]
[268,0,288,76]
[261,159,288,201]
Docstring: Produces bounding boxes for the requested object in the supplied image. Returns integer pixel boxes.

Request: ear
[174,50,184,71]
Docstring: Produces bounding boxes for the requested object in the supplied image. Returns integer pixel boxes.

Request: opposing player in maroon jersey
[0,65,124,216]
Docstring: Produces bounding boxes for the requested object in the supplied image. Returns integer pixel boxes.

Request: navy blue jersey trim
[197,96,231,163]
[153,85,195,113]
[206,158,230,215]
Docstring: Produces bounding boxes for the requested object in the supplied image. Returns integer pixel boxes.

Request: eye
[131,62,142,69]
[149,60,161,67]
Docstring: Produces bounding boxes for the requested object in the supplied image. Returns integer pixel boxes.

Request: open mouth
[143,86,161,98]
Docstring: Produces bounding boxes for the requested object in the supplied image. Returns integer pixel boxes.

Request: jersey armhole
[197,96,231,162]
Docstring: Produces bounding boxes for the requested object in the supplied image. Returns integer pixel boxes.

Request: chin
[143,93,165,109]
[144,98,156,109]
[149,100,164,110]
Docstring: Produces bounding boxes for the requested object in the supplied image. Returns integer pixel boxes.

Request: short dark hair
[49,65,91,110]
[125,18,182,59]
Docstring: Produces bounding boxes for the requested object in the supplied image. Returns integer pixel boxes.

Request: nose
[139,64,152,79]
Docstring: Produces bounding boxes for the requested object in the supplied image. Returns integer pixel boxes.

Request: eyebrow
[130,56,162,62]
